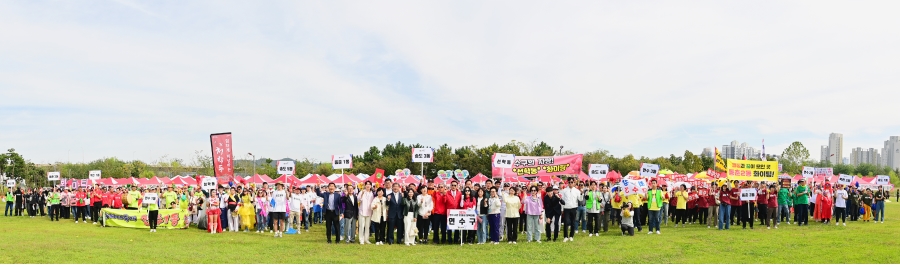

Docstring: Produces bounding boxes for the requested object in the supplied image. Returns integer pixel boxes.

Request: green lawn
[1,203,898,264]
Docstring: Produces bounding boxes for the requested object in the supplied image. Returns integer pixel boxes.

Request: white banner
[620,179,648,196]
[588,164,609,180]
[447,209,477,230]
[412,148,434,163]
[814,168,833,177]
[876,175,890,185]
[332,154,353,169]
[47,172,61,181]
[276,161,295,175]
[5,179,14,188]
[740,188,757,201]
[143,193,159,205]
[201,177,217,191]
[639,163,660,178]
[88,170,102,180]
[492,153,515,169]
[838,174,853,185]
[801,167,815,178]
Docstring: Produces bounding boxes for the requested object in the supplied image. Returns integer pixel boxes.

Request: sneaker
[767,227,770,229]
[843,223,846,226]
[588,234,593,237]
[775,226,778,229]
[707,226,711,228]
[75,221,78,224]
[563,238,569,242]
[836,223,840,226]
[569,237,574,242]
[575,230,579,234]
[648,232,653,235]
[513,242,517,244]
[93,222,97,225]
[536,240,542,243]
[882,221,885,224]
[656,231,660,235]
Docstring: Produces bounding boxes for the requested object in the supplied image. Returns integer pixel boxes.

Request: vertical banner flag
[761,139,766,161]
[201,177,217,191]
[492,153,515,169]
[726,159,778,182]
[209,132,234,178]
[714,147,727,172]
[332,154,353,169]
[411,148,435,163]
[838,174,853,185]
[876,175,890,185]
[639,163,660,178]
[47,172,61,181]
[814,168,833,177]
[588,164,609,180]
[801,166,815,179]
[88,170,102,180]
[373,168,385,182]
[276,161,296,175]
[740,188,758,201]
[491,154,582,177]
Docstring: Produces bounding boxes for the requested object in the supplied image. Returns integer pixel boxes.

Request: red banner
[210,133,234,178]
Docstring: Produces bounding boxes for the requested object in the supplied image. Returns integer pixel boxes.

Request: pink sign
[491,154,583,177]
[210,132,234,178]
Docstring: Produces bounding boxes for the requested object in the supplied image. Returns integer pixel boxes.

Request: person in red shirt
[102,187,113,208]
[718,184,731,230]
[729,181,742,226]
[431,184,448,244]
[445,181,463,244]
[74,188,88,223]
[766,184,779,229]
[91,186,104,224]
[113,189,124,209]
[736,182,754,229]
[687,187,698,224]
[697,188,710,226]
[705,188,717,228]
[756,182,768,226]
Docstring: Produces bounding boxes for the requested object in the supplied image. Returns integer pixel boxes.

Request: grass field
[1,203,899,264]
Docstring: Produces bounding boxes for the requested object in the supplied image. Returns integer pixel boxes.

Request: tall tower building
[828,133,843,165]
[883,136,900,170]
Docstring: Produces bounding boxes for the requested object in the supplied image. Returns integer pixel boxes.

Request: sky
[2,1,900,165]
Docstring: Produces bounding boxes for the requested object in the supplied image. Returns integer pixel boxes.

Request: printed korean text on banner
[6,179,14,188]
[639,163,660,178]
[81,179,89,187]
[332,154,353,169]
[619,179,648,196]
[276,161,295,175]
[201,177,217,191]
[101,208,188,229]
[143,193,158,205]
[47,172,61,181]
[492,153,515,169]
[726,159,778,182]
[838,174,853,185]
[60,178,67,187]
[876,175,890,185]
[491,154,583,177]
[801,167,815,179]
[447,209,477,230]
[588,164,609,180]
[412,148,434,163]
[814,168,833,177]
[89,170,102,180]
[740,188,758,201]
[209,132,234,178]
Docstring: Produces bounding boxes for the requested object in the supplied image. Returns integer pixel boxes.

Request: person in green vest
[164,186,178,210]
[127,186,141,210]
[645,179,665,235]
[4,189,14,216]
[49,188,61,221]
[583,181,603,236]
[777,184,793,225]
[793,179,810,226]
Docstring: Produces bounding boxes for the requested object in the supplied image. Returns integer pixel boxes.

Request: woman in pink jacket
[357,181,375,244]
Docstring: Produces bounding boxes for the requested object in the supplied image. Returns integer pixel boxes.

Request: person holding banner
[503,187,521,244]
[560,178,581,242]
[793,179,810,226]
[4,189,13,216]
[415,185,432,245]
[584,182,602,236]
[91,186,102,224]
[144,188,161,232]
[48,188,61,221]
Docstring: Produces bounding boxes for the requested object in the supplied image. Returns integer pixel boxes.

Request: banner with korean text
[491,154,583,177]
[726,159,778,182]
[101,208,188,229]
[210,132,234,178]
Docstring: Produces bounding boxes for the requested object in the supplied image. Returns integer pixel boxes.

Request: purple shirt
[522,195,543,216]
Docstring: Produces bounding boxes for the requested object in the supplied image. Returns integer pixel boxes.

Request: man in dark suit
[386,183,405,245]
[341,184,359,243]
[315,182,343,244]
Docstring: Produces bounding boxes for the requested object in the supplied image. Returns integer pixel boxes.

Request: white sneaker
[75,221,78,224]
[563,238,569,242]
[843,223,846,226]
[836,223,839,226]
[575,230,579,234]
[569,237,574,242]
[536,240,542,243]
[775,226,778,229]
[655,231,660,235]
[93,222,97,225]
[707,226,711,228]
[767,227,770,229]
[648,232,653,234]
[513,242,517,244]
[882,221,885,224]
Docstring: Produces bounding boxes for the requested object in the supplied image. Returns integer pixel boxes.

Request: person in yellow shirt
[611,187,624,226]
[674,184,689,227]
[626,191,644,232]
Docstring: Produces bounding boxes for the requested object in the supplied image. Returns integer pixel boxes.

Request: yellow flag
[714,147,727,172]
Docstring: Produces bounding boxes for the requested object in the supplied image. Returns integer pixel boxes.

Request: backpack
[614,192,622,203]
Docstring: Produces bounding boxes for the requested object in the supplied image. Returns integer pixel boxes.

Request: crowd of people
[1,176,893,244]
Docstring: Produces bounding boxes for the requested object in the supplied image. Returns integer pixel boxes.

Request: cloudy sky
[2,1,900,164]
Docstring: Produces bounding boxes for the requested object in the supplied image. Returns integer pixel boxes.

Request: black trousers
[38,203,46,216]
[505,217,518,242]
[740,203,754,228]
[562,208,576,238]
[699,208,708,225]
[675,209,687,224]
[757,204,767,225]
[848,204,859,221]
[587,212,600,233]
[611,209,621,225]
[49,205,59,221]
[545,214,560,241]
[640,205,648,226]
[92,202,101,222]
[416,216,430,242]
[431,214,446,243]
[795,204,809,224]
[26,203,36,216]
[149,210,158,229]
[387,216,403,244]
[464,228,476,244]
[15,202,23,216]
[324,210,340,243]
[835,207,846,223]
[374,221,386,242]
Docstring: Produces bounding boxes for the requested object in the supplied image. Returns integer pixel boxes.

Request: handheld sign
[620,179,648,196]
[332,154,353,169]
[201,177,217,191]
[838,174,853,185]
[639,163,660,178]
[447,209,477,230]
[815,168,833,177]
[143,193,159,205]
[588,164,609,180]
[876,175,890,185]
[411,148,434,163]
[740,188,757,201]
[88,170,102,180]
[454,169,464,179]
[276,161,295,175]
[47,172,61,181]
[801,167,815,179]
[6,179,14,188]
[492,153,515,169]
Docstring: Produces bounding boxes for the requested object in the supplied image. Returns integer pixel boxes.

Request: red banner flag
[374,168,385,181]
[210,132,234,178]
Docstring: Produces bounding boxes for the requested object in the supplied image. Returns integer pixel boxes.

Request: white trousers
[404,213,416,244]
[228,210,239,231]
[358,216,372,243]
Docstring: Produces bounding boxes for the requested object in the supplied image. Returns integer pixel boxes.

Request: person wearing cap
[611,185,625,226]
[793,179,810,226]
[848,186,860,221]
[543,186,562,242]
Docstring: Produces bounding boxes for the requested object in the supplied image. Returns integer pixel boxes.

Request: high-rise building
[828,133,843,165]
[850,147,881,166]
[721,140,760,160]
[882,136,900,171]
[701,148,713,158]
[821,145,829,163]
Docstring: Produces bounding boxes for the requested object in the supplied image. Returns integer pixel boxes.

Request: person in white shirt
[834,184,849,226]
[270,183,288,238]
[288,187,305,234]
[559,178,582,242]
[416,185,433,244]
[357,182,375,244]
